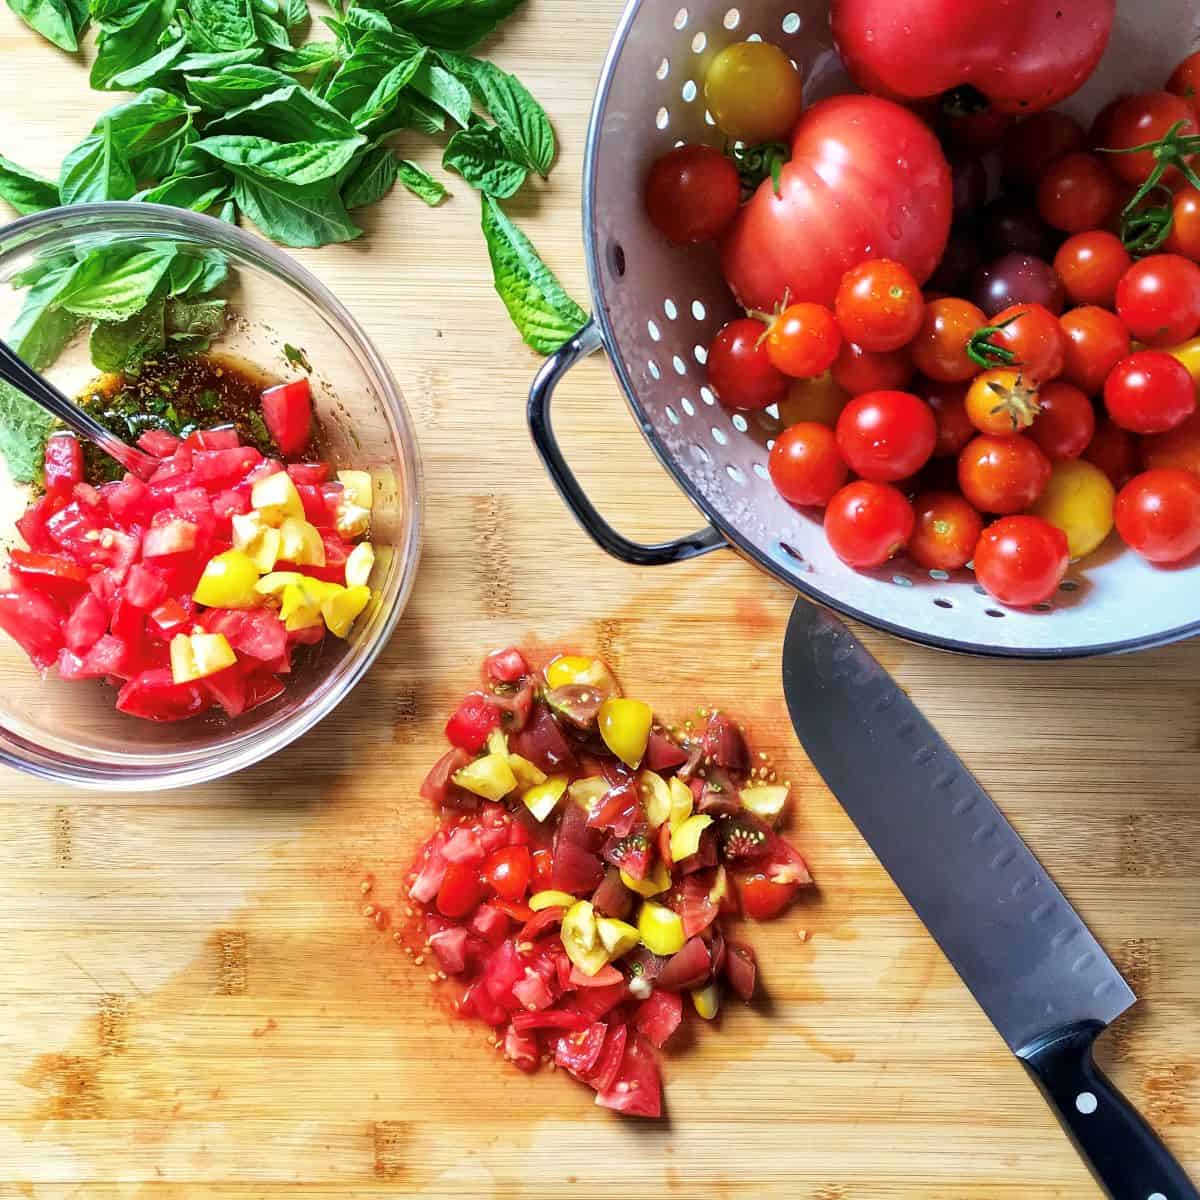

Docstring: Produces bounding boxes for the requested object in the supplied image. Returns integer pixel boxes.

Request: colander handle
[529,319,728,567]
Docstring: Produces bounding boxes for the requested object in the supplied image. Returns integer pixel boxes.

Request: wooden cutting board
[0,6,1198,1198]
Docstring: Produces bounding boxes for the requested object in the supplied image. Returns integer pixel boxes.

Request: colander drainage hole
[694,344,708,364]
[648,319,661,341]
[648,361,661,380]
[973,584,987,596]
[711,426,728,445]
[657,57,670,80]
[892,574,913,588]
[726,464,746,485]
[1032,601,1053,612]
[674,7,689,30]
[691,299,706,320]
[779,541,805,563]
[723,7,741,29]
[985,609,1006,618]
[608,241,626,279]
[928,569,950,582]
[752,462,769,479]
[692,31,707,52]
[1060,579,1080,592]
[781,11,801,33]
[663,298,678,320]
[682,80,698,102]
[656,106,670,130]
[933,598,953,609]
[731,414,748,432]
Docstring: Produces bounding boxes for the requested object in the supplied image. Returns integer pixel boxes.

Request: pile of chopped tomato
[0,376,379,722]
[402,649,813,1118]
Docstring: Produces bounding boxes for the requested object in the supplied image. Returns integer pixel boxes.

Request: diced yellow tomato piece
[278,516,326,567]
[561,901,611,976]
[691,982,721,1020]
[529,889,577,912]
[740,784,790,824]
[486,728,509,757]
[640,770,672,828]
[345,541,375,588]
[255,571,305,597]
[670,813,713,863]
[708,865,730,906]
[544,654,619,694]
[247,527,282,573]
[509,754,548,790]
[250,471,304,524]
[453,752,517,801]
[598,697,653,768]
[523,775,567,821]
[568,776,610,811]
[637,901,685,956]
[596,916,639,958]
[231,511,265,549]
[335,501,371,539]
[337,469,373,509]
[193,549,261,609]
[621,859,671,897]
[169,631,236,684]
[280,584,324,632]
[668,776,694,830]
[320,584,370,638]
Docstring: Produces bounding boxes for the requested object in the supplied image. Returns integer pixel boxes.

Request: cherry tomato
[1167,51,1200,121]
[824,481,914,568]
[907,491,983,572]
[1143,411,1200,476]
[1083,418,1140,488]
[437,860,487,919]
[835,390,937,482]
[645,145,741,245]
[1001,110,1088,186]
[1029,458,1115,560]
[978,303,1067,384]
[1104,351,1197,434]
[707,319,790,411]
[777,373,850,427]
[911,298,986,383]
[1101,92,1199,186]
[482,845,533,903]
[1115,255,1200,347]
[704,41,804,143]
[1114,468,1200,562]
[1037,153,1120,233]
[958,434,1052,513]
[737,872,800,921]
[1165,187,1200,261]
[1053,231,1132,309]
[765,303,843,379]
[973,516,1069,607]
[834,259,924,353]
[1028,381,1095,461]
[1059,306,1131,397]
[965,368,1040,436]
[768,422,849,506]
[831,342,914,396]
[918,378,974,457]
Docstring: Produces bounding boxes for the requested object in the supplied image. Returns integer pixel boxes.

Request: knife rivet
[1075,1092,1098,1115]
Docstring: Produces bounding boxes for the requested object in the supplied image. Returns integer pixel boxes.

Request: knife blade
[782,600,1198,1200]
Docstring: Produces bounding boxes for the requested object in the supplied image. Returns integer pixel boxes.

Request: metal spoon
[0,338,159,482]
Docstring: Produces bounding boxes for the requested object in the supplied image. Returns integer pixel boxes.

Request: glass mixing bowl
[0,203,422,790]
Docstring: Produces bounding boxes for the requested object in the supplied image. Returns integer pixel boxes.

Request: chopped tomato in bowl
[369,650,814,1119]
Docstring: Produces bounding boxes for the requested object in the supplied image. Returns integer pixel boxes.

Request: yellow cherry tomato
[637,901,686,957]
[597,698,653,768]
[704,41,804,143]
[1029,459,1115,560]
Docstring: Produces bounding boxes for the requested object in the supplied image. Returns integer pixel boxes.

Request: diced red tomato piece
[192,447,262,489]
[261,378,313,456]
[510,702,576,774]
[510,1008,590,1033]
[9,550,89,601]
[644,730,688,772]
[656,937,712,991]
[43,433,83,497]
[143,519,198,558]
[436,860,487,919]
[468,903,510,944]
[445,691,502,753]
[582,1023,628,1092]
[490,897,534,924]
[485,647,529,684]
[77,633,132,680]
[186,427,240,451]
[123,563,168,611]
[16,495,61,552]
[554,1021,608,1076]
[136,430,182,457]
[596,1035,662,1117]
[429,926,471,975]
[512,971,557,1012]
[115,669,207,722]
[723,941,757,1002]
[569,963,623,988]
[735,872,801,921]
[0,589,64,669]
[287,462,329,485]
[517,907,565,944]
[633,990,683,1048]
[212,489,250,522]
[63,591,108,654]
[88,569,119,613]
[243,671,286,711]
[568,981,628,1023]
[482,845,532,902]
[105,475,152,526]
[295,483,325,526]
[147,597,192,640]
[202,664,249,718]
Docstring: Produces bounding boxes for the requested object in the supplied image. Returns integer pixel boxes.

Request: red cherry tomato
[721,94,952,310]
[823,481,915,567]
[765,303,843,379]
[1059,306,1131,396]
[1167,52,1200,121]
[978,303,1067,384]
[834,259,924,353]
[437,860,487,919]
[707,319,790,411]
[482,845,533,903]
[911,298,987,383]
[261,378,313,457]
[1083,418,1140,488]
[1101,92,1199,186]
[1036,153,1120,233]
[1143,412,1200,476]
[737,872,800,921]
[835,390,937,482]
[768,422,849,506]
[1115,255,1200,347]
[918,378,974,457]
[1029,382,1095,460]
[958,434,1052,513]
[973,515,1069,607]
[1104,351,1197,434]
[1001,111,1088,186]
[907,491,984,572]
[645,145,741,245]
[1115,468,1200,563]
[1165,187,1200,261]
[831,342,914,396]
[1053,231,1132,309]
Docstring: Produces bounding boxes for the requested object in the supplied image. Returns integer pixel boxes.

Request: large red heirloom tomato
[831,0,1115,115]
[721,95,952,312]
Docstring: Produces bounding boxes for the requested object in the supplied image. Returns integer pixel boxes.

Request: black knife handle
[1020,1021,1199,1200]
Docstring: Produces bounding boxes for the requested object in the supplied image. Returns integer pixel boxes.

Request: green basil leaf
[324,26,422,118]
[253,8,292,49]
[342,144,397,209]
[174,47,263,71]
[283,0,307,24]
[231,174,361,246]
[270,41,337,73]
[54,244,176,321]
[185,65,294,110]
[60,121,137,204]
[90,0,178,91]
[94,87,193,156]
[0,378,55,483]
[136,168,230,211]
[408,59,472,128]
[217,198,237,223]
[184,0,255,51]
[166,296,226,338]
[443,124,525,197]
[331,5,391,48]
[196,133,364,187]
[480,195,585,355]
[206,82,362,143]
[129,116,195,180]
[166,246,227,297]
[89,295,166,373]
[109,35,188,90]
[6,0,89,51]
[398,159,448,207]
[389,0,526,51]
[0,153,61,216]
[351,46,427,130]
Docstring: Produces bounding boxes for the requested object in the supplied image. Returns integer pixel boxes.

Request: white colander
[529,0,1200,657]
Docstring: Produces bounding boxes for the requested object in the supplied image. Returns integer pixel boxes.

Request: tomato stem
[728,141,790,198]
[966,312,1023,370]
[1100,119,1200,215]
[1119,184,1176,255]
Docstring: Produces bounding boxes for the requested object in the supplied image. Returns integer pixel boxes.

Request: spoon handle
[0,339,159,482]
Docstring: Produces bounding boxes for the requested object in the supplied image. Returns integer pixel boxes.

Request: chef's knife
[782,600,1198,1200]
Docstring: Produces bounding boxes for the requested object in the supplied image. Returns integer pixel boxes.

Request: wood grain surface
[0,5,1198,1198]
